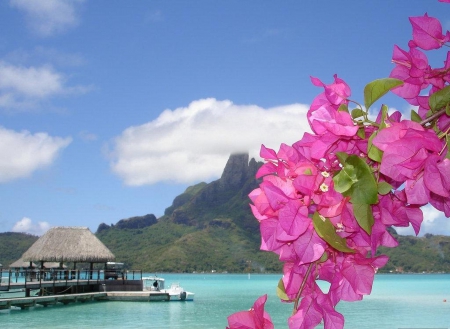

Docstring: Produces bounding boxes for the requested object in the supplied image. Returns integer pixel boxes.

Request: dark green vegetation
[96,154,281,272]
[1,153,450,273]
[378,232,450,273]
[0,232,38,267]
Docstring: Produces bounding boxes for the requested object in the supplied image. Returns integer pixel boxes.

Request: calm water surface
[1,273,450,328]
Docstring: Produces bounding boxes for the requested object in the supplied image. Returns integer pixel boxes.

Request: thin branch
[292,262,314,315]
[420,108,447,126]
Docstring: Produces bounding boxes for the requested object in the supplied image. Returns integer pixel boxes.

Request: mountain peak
[220,153,251,190]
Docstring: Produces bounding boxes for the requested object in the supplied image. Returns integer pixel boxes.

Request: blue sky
[0,0,449,236]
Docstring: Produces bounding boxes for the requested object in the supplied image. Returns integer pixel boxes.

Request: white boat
[142,276,194,301]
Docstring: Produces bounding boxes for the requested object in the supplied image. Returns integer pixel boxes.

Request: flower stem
[420,108,447,126]
[292,262,314,315]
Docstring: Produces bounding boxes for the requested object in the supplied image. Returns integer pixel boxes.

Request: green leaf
[338,104,349,113]
[336,152,348,164]
[367,131,383,163]
[333,155,378,204]
[411,109,422,123]
[333,161,356,194]
[351,108,365,119]
[356,127,366,139]
[276,278,290,301]
[364,78,403,110]
[377,181,393,195]
[352,203,374,234]
[446,103,450,117]
[313,212,355,253]
[429,85,450,112]
[347,156,378,204]
[380,104,389,129]
[318,251,328,263]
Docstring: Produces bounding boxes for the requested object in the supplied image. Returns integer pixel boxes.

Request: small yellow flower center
[320,183,329,192]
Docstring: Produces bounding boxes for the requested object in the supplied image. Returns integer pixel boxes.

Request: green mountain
[96,153,281,273]
[2,153,450,274]
[378,232,450,273]
[0,232,38,267]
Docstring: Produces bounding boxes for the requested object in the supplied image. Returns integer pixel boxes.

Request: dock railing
[0,268,143,291]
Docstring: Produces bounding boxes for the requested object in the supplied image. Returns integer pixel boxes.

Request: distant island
[2,154,450,273]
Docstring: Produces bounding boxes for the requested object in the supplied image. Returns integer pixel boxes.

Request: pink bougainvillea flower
[377,191,423,235]
[310,74,351,106]
[389,46,429,101]
[288,296,323,329]
[259,218,284,253]
[373,120,443,182]
[430,194,450,217]
[329,254,388,303]
[293,226,326,265]
[405,175,430,205]
[237,10,450,329]
[226,294,274,329]
[307,104,358,137]
[279,199,310,237]
[424,155,450,198]
[316,292,345,329]
[369,219,399,255]
[408,13,450,50]
[307,75,358,137]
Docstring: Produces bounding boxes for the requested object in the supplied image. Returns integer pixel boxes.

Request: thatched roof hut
[21,227,115,264]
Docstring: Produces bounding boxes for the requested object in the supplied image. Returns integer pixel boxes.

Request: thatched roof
[9,258,36,268]
[22,227,115,263]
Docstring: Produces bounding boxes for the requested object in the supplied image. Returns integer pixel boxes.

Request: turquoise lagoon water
[1,273,450,328]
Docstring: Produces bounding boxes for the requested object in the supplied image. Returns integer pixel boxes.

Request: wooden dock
[0,291,172,310]
[0,269,175,310]
[0,292,107,310]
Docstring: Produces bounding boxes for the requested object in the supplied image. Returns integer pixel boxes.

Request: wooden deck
[0,292,107,310]
[0,291,171,310]
[0,269,173,310]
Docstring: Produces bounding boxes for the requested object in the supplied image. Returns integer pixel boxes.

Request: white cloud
[12,217,50,236]
[10,0,84,37]
[111,98,310,186]
[0,61,90,111]
[396,204,450,236]
[0,126,72,182]
[0,61,64,98]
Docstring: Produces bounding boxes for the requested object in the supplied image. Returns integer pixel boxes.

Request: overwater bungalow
[21,226,116,273]
[0,227,194,309]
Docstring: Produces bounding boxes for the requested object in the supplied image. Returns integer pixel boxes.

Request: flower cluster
[390,13,450,120]
[249,75,397,329]
[228,4,450,329]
